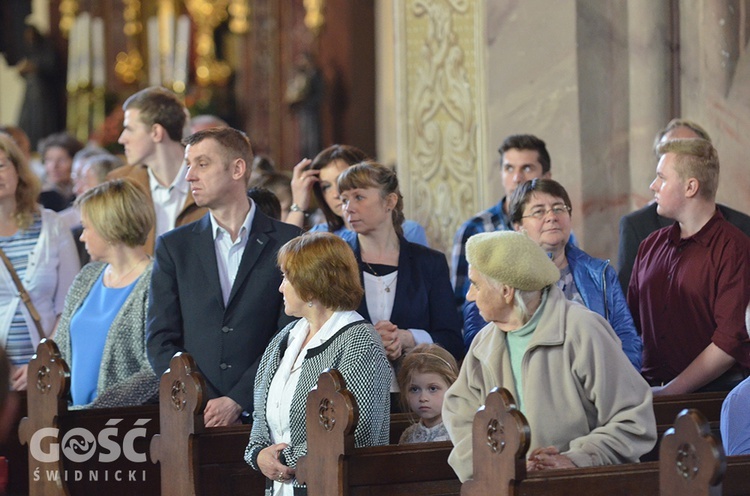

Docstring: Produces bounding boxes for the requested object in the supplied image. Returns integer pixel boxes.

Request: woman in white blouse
[0,133,79,390]
[245,232,390,495]
[336,162,463,370]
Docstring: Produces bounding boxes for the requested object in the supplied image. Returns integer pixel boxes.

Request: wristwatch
[289,204,309,217]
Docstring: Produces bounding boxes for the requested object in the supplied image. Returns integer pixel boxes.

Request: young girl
[397,344,459,444]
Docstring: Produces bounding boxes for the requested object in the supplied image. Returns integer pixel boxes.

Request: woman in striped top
[0,133,79,390]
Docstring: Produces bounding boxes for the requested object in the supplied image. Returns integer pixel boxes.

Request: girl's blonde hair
[397,344,459,414]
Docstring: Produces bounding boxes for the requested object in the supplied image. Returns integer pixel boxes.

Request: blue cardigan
[348,235,464,360]
[463,243,642,370]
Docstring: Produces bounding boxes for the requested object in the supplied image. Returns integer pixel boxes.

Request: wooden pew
[149,352,266,496]
[296,369,461,496]
[652,391,727,428]
[148,352,732,496]
[17,339,160,496]
[461,387,750,496]
[643,391,727,461]
[0,390,27,495]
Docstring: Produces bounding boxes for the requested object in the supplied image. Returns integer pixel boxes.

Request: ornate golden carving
[398,0,484,254]
[228,0,251,35]
[184,0,233,86]
[304,0,326,36]
[59,0,79,37]
[115,0,144,84]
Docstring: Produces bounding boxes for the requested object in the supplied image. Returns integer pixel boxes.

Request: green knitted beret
[465,231,559,290]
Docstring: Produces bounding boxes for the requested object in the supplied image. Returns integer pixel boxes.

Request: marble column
[627,0,672,210]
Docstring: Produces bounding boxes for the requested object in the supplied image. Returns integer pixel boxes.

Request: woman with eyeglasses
[463,179,642,370]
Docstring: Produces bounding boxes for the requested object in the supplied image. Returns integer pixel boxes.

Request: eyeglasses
[521,204,571,220]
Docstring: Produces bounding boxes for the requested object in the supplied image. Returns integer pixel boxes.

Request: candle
[173,15,191,93]
[66,17,79,91]
[78,12,91,87]
[91,17,105,88]
[159,5,175,85]
[147,16,161,86]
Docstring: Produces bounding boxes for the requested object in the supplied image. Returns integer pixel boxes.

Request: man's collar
[147,164,189,193]
[668,208,724,247]
[210,200,256,241]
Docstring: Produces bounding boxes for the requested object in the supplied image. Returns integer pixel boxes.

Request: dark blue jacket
[348,235,464,360]
[463,243,642,370]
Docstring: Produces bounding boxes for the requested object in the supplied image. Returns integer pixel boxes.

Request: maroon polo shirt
[628,209,750,384]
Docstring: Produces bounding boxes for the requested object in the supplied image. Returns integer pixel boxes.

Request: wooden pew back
[297,369,461,496]
[17,339,160,496]
[149,352,265,496]
[461,387,750,496]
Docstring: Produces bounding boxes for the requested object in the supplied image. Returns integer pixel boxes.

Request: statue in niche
[16,25,62,150]
[285,52,324,159]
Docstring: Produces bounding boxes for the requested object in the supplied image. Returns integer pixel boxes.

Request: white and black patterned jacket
[245,319,391,494]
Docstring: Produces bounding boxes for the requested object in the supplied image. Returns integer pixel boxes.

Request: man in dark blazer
[617,118,750,292]
[147,128,300,426]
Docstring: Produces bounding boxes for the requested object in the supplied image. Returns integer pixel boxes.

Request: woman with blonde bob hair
[443,230,656,482]
[246,232,390,495]
[54,179,158,407]
[0,133,79,390]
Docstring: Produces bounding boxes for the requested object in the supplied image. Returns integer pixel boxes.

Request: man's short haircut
[122,86,187,142]
[183,127,254,182]
[189,114,229,134]
[657,138,720,201]
[498,134,551,174]
[247,187,282,220]
[277,232,364,310]
[653,118,712,155]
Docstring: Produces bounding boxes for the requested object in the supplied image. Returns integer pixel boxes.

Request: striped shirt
[0,214,42,365]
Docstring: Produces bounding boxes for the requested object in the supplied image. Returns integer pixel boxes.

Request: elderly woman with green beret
[443,231,656,482]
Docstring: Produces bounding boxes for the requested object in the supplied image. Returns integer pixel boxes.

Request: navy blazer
[348,235,464,360]
[617,203,750,293]
[146,210,301,411]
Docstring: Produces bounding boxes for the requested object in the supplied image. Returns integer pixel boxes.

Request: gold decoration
[303,0,325,36]
[115,49,144,85]
[184,0,233,86]
[59,0,79,37]
[228,0,250,34]
[122,0,143,37]
[116,0,144,84]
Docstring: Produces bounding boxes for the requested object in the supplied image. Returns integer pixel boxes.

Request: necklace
[105,257,149,287]
[363,260,396,293]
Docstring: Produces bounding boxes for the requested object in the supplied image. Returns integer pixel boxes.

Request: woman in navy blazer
[337,162,463,363]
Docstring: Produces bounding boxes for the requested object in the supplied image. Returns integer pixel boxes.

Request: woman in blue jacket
[463,179,642,370]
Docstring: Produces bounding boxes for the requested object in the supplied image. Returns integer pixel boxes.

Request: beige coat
[443,285,656,482]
